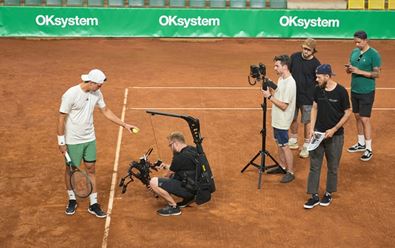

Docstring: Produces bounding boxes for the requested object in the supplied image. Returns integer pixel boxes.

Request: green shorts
[66,140,97,167]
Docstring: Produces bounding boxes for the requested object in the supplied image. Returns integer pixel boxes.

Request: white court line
[129,107,262,110]
[129,86,395,90]
[130,86,259,90]
[127,107,395,111]
[102,88,129,248]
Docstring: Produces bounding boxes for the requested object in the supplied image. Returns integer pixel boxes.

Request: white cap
[81,69,106,84]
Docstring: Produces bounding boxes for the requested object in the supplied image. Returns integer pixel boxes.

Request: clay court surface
[0,38,394,248]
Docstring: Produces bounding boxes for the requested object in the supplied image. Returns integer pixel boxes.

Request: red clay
[0,38,394,248]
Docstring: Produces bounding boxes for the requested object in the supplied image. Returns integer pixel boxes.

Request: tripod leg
[257,150,266,189]
[241,152,260,173]
[265,150,286,173]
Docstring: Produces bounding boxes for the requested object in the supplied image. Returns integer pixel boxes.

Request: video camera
[119,148,162,194]
[248,63,277,91]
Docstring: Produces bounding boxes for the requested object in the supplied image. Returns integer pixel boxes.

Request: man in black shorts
[150,131,197,216]
[346,31,381,161]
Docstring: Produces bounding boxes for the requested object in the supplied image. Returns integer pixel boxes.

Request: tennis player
[57,69,138,218]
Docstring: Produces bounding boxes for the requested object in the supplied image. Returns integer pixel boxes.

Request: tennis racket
[65,152,93,198]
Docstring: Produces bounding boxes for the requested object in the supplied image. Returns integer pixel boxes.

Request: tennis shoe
[157,205,181,216]
[177,197,195,208]
[288,141,299,150]
[360,149,373,161]
[320,192,332,207]
[65,200,77,215]
[299,147,309,158]
[347,143,366,153]
[280,172,295,183]
[304,194,320,209]
[88,203,107,218]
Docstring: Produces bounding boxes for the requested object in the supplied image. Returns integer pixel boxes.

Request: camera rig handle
[146,110,204,154]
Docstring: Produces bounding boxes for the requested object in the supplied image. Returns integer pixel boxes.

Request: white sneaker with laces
[288,141,299,150]
[299,147,309,158]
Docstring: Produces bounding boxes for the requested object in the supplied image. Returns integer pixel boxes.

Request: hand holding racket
[65,152,93,198]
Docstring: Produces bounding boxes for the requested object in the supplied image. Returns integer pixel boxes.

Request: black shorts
[158,178,194,199]
[351,91,375,117]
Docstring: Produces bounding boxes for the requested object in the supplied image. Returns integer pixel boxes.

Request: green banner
[0,6,394,39]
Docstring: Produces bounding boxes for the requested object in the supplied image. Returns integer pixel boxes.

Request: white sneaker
[288,141,299,150]
[299,147,309,158]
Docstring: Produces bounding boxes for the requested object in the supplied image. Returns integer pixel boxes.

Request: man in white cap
[57,69,139,218]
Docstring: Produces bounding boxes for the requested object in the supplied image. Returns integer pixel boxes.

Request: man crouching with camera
[150,131,197,216]
[262,55,297,183]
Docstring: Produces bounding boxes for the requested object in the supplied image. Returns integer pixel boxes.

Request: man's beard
[319,80,328,89]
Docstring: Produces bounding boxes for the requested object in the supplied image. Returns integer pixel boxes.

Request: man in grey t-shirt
[57,69,138,218]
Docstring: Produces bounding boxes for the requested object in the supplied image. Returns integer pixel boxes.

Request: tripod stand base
[266,165,286,174]
[241,150,285,189]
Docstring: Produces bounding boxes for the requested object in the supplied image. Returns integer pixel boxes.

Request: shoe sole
[299,154,309,158]
[304,202,319,209]
[88,208,107,218]
[360,155,373,161]
[158,212,182,217]
[65,204,77,216]
[319,201,332,207]
[347,148,366,153]
[280,177,295,183]
[289,146,299,150]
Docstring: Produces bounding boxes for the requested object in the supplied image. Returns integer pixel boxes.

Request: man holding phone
[345,31,381,161]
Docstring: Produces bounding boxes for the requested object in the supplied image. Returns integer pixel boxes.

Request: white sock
[358,135,365,146]
[365,140,372,151]
[303,141,309,148]
[68,190,76,201]
[89,192,98,205]
[289,137,297,144]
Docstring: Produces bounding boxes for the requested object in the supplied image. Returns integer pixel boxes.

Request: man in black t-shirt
[289,38,321,159]
[150,131,196,216]
[304,64,351,209]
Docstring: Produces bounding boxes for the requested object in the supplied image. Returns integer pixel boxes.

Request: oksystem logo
[35,15,99,28]
[159,15,220,28]
[279,16,340,29]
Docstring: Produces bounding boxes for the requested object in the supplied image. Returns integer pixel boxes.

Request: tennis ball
[132,127,140,134]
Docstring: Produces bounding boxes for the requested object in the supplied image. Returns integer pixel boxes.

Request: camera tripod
[241,92,285,189]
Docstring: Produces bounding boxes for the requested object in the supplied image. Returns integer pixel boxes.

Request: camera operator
[261,55,297,183]
[149,131,197,216]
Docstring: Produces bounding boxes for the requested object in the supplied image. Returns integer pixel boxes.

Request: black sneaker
[177,197,195,208]
[266,165,286,174]
[320,192,332,207]
[347,143,366,153]
[280,172,295,183]
[304,194,320,209]
[360,149,373,161]
[88,203,107,218]
[157,205,181,216]
[65,200,77,215]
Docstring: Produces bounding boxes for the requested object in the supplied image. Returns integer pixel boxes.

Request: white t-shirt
[271,75,296,130]
[59,84,106,145]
